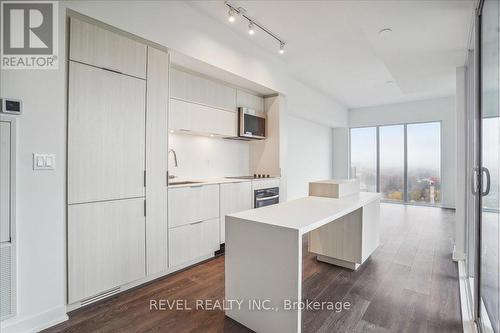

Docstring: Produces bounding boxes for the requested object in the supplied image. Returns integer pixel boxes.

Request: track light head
[279,42,285,54]
[228,8,236,22]
[248,21,255,35]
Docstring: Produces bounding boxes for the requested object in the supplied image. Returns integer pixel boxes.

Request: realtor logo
[1,1,58,69]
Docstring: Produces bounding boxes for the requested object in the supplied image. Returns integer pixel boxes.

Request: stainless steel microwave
[238,107,266,140]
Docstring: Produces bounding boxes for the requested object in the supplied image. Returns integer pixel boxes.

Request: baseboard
[316,255,359,270]
[458,260,477,333]
[0,305,68,333]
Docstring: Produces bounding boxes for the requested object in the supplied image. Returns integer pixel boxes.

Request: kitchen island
[225,191,381,333]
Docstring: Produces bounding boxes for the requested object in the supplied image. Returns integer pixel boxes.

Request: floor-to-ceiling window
[407,122,442,205]
[349,121,441,206]
[349,127,377,192]
[379,125,405,202]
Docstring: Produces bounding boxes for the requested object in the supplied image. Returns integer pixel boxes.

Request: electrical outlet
[33,153,55,170]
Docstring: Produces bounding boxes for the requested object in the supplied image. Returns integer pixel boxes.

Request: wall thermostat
[1,98,22,115]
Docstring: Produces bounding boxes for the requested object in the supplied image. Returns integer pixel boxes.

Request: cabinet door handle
[101,66,123,75]
[190,220,204,225]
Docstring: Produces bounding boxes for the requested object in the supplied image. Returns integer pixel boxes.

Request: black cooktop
[225,174,272,180]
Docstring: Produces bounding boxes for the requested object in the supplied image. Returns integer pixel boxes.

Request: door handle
[471,167,480,195]
[481,167,491,196]
[255,195,279,201]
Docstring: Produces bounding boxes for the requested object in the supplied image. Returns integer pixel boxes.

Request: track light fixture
[224,1,286,55]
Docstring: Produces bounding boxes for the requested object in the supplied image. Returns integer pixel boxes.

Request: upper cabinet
[236,90,264,113]
[169,99,237,137]
[69,17,147,79]
[170,68,236,111]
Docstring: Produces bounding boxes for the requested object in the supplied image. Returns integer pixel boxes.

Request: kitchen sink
[169,181,203,186]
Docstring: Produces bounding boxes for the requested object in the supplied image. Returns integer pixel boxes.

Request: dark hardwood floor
[45,203,462,333]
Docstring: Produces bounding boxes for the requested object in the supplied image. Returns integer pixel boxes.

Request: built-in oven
[254,187,279,208]
[239,107,266,140]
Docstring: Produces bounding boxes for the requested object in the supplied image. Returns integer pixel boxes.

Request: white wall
[0,2,347,331]
[0,22,68,333]
[348,96,457,208]
[286,115,334,200]
[168,134,250,179]
[332,128,349,179]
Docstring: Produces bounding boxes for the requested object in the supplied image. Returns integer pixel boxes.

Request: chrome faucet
[168,149,178,167]
[168,149,178,179]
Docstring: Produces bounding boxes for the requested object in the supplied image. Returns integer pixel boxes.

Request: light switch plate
[33,153,55,170]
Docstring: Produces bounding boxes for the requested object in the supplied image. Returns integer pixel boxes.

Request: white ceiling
[189,0,474,109]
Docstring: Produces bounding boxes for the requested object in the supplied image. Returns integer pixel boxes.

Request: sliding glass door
[479,0,500,330]
[350,122,441,206]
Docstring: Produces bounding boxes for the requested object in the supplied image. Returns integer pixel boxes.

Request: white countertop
[168,176,280,188]
[227,192,381,235]
[309,178,359,185]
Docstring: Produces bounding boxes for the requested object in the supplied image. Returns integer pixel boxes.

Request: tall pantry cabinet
[67,17,169,305]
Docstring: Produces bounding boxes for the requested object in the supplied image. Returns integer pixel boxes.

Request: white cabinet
[145,47,169,275]
[68,198,146,303]
[168,184,220,268]
[170,68,236,111]
[169,218,219,268]
[237,90,264,112]
[168,184,219,228]
[169,98,237,137]
[69,17,147,79]
[220,182,252,243]
[68,61,146,204]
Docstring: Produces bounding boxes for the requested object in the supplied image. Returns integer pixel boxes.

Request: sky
[350,122,441,172]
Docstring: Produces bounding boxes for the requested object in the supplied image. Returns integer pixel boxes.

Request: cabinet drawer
[69,18,147,79]
[169,218,219,268]
[168,184,219,228]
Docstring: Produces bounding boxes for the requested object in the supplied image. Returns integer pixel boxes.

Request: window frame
[348,120,443,207]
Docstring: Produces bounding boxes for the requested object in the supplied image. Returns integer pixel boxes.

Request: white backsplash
[168,133,250,179]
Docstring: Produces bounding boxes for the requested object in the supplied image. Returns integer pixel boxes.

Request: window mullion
[376,126,380,193]
[404,124,408,202]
